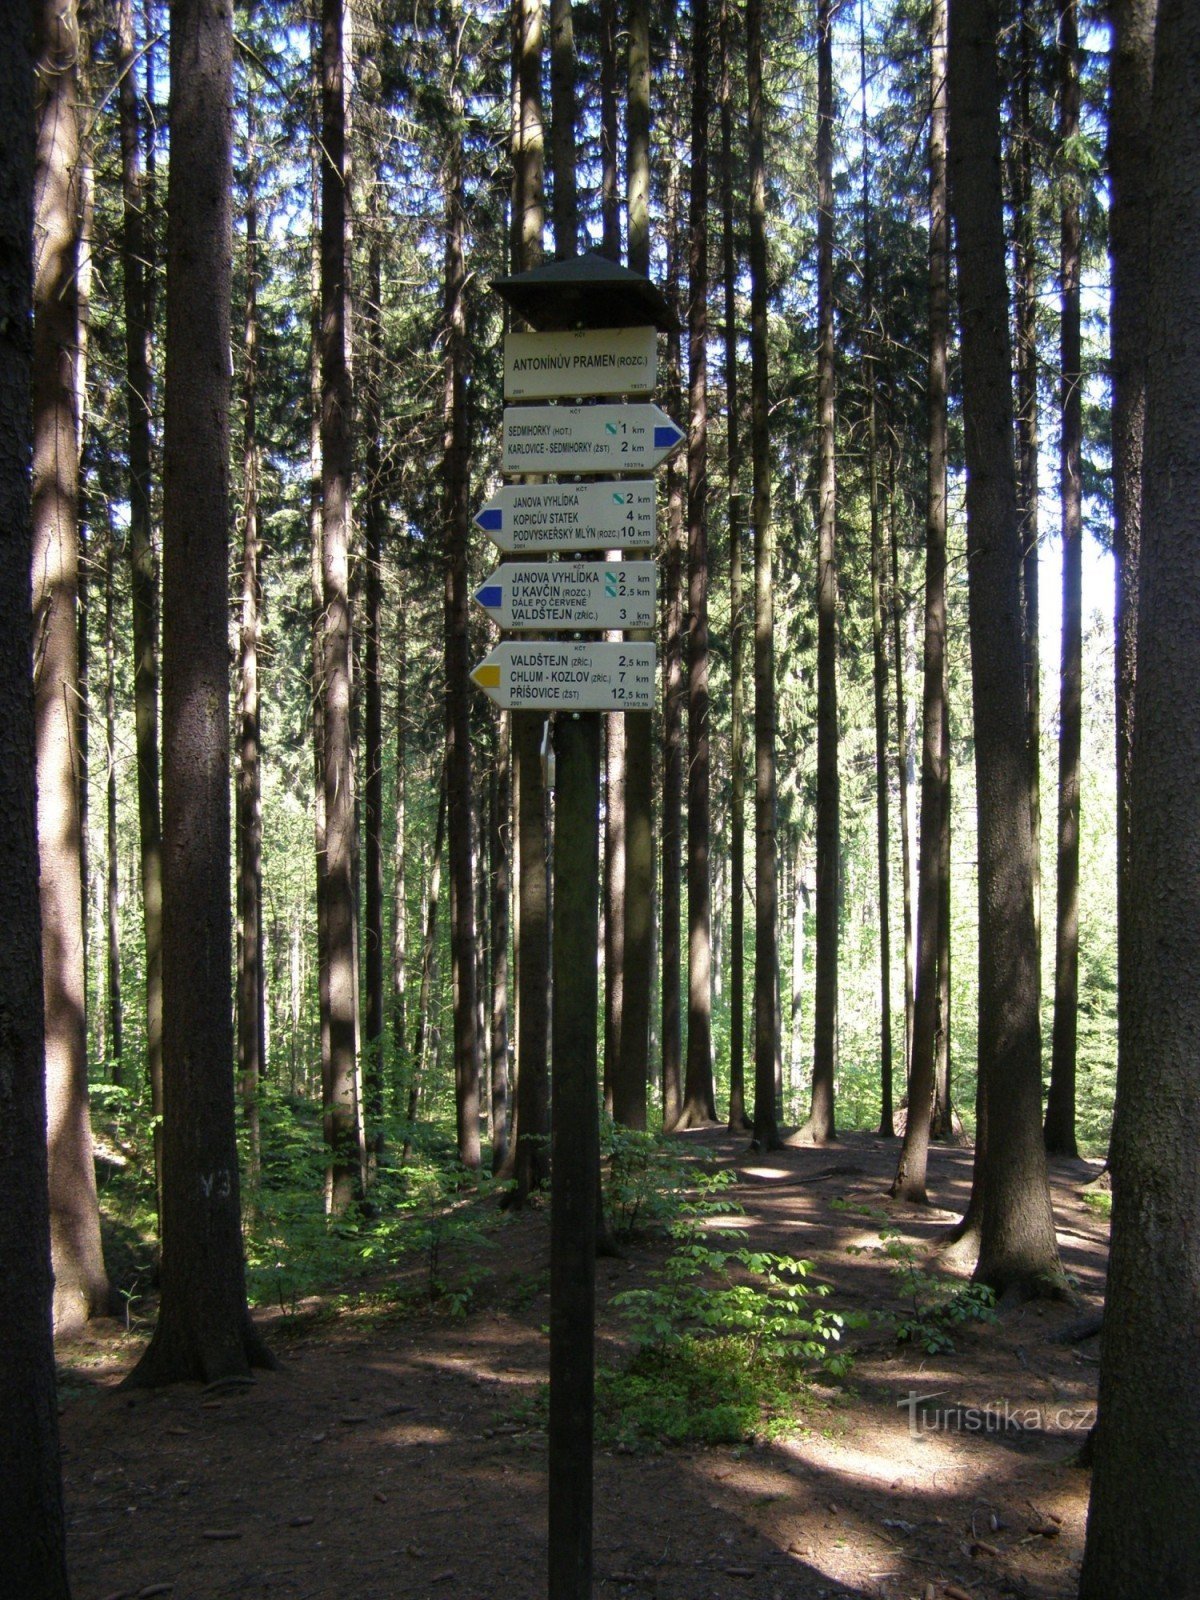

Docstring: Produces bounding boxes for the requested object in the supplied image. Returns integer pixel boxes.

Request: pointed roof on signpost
[491,250,677,333]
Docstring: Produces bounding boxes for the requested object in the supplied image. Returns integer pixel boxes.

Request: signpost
[474,561,655,631]
[471,641,655,711]
[478,255,678,1600]
[504,324,657,400]
[502,403,684,475]
[474,480,656,554]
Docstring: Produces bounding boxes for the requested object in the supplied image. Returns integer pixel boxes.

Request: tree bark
[1044,0,1081,1158]
[320,0,358,1213]
[807,0,839,1144]
[0,15,72,1579]
[678,0,717,1129]
[893,0,949,1198]
[363,188,386,1142]
[1080,6,1200,1587]
[33,0,109,1335]
[747,0,780,1151]
[127,0,270,1386]
[946,0,1062,1297]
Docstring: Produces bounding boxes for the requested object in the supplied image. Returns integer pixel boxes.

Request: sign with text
[474,480,656,554]
[504,325,657,400]
[474,561,656,631]
[502,404,684,476]
[470,641,656,711]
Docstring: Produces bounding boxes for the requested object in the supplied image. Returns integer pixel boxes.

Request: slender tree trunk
[721,0,749,1134]
[363,193,386,1142]
[888,425,915,1081]
[678,0,716,1128]
[931,684,954,1137]
[442,21,482,1170]
[237,48,263,1176]
[748,0,780,1151]
[320,0,358,1213]
[807,0,839,1143]
[1079,10,1200,1586]
[409,762,448,1138]
[507,0,550,1202]
[490,715,511,1171]
[0,15,71,1576]
[946,0,1063,1296]
[118,0,164,1222]
[603,713,625,1114]
[33,0,109,1335]
[660,0,685,1128]
[859,0,894,1140]
[1045,0,1082,1158]
[893,0,949,1199]
[618,0,654,1135]
[128,0,270,1385]
[105,523,123,1075]
[549,0,577,257]
[391,590,408,1089]
[1013,0,1041,964]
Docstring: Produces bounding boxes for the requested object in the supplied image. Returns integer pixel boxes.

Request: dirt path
[58,1131,1108,1600]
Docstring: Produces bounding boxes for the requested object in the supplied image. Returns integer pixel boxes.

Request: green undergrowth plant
[601,1118,737,1239]
[600,1239,860,1450]
[848,1226,998,1354]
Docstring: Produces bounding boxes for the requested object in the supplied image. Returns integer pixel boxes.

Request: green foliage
[600,1238,859,1450]
[600,1118,737,1239]
[848,1227,998,1354]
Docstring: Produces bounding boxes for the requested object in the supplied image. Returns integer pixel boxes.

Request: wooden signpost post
[478,254,677,1600]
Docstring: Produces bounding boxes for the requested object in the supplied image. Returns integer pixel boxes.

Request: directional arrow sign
[504,326,657,400]
[474,480,656,554]
[474,561,656,631]
[502,404,684,476]
[471,642,656,712]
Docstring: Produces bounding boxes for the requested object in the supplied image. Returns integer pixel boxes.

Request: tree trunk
[442,27,482,1170]
[105,522,123,1075]
[1079,7,1200,1585]
[807,0,839,1144]
[748,0,780,1151]
[237,47,263,1177]
[320,0,358,1213]
[946,0,1063,1297]
[893,0,949,1199]
[363,193,386,1142]
[888,427,915,1081]
[0,18,72,1579]
[33,0,109,1336]
[678,0,716,1129]
[127,0,270,1385]
[391,589,409,1090]
[1108,0,1155,1133]
[616,0,654,1136]
[603,712,625,1115]
[119,0,164,1222]
[408,762,448,1139]
[720,0,749,1135]
[1044,0,1081,1159]
[490,715,511,1171]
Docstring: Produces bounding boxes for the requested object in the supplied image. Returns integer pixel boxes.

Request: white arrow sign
[474,561,656,631]
[474,480,656,553]
[502,404,684,476]
[471,642,656,712]
[504,326,657,400]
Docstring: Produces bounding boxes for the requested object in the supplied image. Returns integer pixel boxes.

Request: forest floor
[57,1129,1109,1600]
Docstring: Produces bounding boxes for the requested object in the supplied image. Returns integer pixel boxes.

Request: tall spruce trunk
[807,0,839,1143]
[1080,4,1200,1586]
[441,23,482,1170]
[720,0,749,1134]
[363,198,386,1141]
[128,0,270,1386]
[617,0,654,1133]
[747,0,780,1150]
[946,0,1063,1296]
[0,14,72,1580]
[679,0,716,1128]
[237,53,264,1175]
[1044,0,1082,1158]
[33,0,109,1334]
[893,0,949,1200]
[320,0,359,1213]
